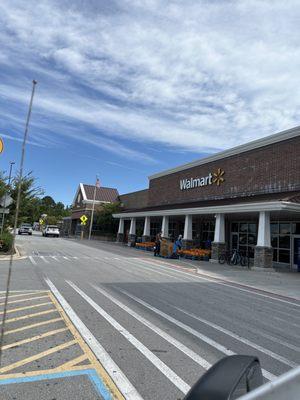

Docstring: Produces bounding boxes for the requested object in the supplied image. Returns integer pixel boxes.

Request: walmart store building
[113,127,300,269]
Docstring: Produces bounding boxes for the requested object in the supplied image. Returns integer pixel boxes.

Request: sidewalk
[67,238,300,302]
[0,244,27,262]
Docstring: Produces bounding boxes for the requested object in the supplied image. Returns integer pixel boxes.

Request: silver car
[18,223,33,235]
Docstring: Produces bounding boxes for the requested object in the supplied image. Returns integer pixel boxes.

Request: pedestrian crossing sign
[80,215,88,225]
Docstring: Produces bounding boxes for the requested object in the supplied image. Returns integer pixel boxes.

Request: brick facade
[148,136,300,207]
[119,189,149,210]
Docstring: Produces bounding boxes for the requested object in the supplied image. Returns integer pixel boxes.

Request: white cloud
[0,0,300,160]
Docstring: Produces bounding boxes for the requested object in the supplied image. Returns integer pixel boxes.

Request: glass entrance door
[292,236,300,271]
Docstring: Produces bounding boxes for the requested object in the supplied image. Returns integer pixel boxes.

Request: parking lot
[0,289,122,399]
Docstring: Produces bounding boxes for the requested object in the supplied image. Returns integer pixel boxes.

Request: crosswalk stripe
[45,278,142,400]
[173,306,298,368]
[67,280,191,394]
[40,256,49,264]
[91,284,211,370]
[29,256,36,265]
[119,289,277,381]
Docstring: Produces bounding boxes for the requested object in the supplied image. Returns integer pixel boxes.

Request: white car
[43,225,60,238]
[18,223,33,235]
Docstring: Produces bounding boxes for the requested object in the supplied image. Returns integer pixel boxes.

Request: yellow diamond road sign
[80,215,88,224]
[39,219,44,225]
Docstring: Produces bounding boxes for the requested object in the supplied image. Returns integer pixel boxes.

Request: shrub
[0,232,14,253]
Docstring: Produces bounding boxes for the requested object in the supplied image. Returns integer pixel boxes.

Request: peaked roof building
[71,183,119,231]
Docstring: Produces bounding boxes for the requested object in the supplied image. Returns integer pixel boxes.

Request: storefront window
[231,222,257,257]
[279,223,290,234]
[271,223,279,234]
[201,221,215,245]
[292,223,300,234]
[272,222,292,265]
[279,235,290,249]
[150,221,161,240]
[231,223,239,233]
[278,250,290,263]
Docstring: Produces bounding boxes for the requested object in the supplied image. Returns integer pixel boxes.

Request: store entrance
[292,236,300,271]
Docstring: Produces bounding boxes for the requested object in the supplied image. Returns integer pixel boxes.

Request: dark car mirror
[184,355,263,400]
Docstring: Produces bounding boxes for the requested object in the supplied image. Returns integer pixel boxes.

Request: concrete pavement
[0,232,299,399]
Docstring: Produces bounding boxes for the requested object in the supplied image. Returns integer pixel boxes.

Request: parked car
[42,225,60,238]
[18,223,33,235]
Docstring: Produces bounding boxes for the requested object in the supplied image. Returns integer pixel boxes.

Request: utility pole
[1,161,15,235]
[0,80,37,367]
[88,175,99,240]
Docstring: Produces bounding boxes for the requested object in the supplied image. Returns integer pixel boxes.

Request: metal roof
[82,184,119,203]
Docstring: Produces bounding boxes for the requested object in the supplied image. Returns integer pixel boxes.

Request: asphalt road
[0,232,299,399]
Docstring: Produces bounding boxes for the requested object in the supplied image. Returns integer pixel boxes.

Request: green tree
[0,172,7,200]
[94,202,121,236]
[9,172,44,225]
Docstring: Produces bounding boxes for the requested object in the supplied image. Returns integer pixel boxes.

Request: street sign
[80,215,88,224]
[39,218,44,225]
[0,138,3,154]
[0,195,13,207]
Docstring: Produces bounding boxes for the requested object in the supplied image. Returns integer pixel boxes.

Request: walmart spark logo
[212,168,225,186]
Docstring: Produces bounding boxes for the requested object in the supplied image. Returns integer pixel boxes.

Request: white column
[183,215,193,240]
[118,218,124,234]
[129,217,136,235]
[214,213,225,243]
[257,211,271,247]
[143,216,150,236]
[161,216,169,238]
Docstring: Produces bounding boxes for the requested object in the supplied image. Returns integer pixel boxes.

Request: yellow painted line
[0,302,53,315]
[4,317,63,335]
[0,365,92,380]
[49,292,124,400]
[0,291,48,300]
[56,354,89,370]
[5,309,58,324]
[0,295,49,306]
[0,290,47,295]
[0,340,77,374]
[2,327,69,350]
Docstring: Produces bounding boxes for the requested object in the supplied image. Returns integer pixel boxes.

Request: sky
[1,0,300,205]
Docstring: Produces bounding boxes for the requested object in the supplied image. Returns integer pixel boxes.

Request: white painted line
[91,284,211,370]
[119,289,276,381]
[29,256,37,265]
[40,256,49,264]
[44,278,142,400]
[73,256,78,260]
[63,256,70,261]
[173,305,297,368]
[51,256,59,262]
[253,330,300,353]
[67,280,190,394]
[140,257,300,308]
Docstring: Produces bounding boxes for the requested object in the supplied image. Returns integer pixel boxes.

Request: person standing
[172,234,182,258]
[154,231,162,256]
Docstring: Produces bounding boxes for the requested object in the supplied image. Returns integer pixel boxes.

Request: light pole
[0,80,37,367]
[1,161,15,235]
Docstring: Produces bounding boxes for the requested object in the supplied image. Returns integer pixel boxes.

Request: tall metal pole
[88,175,98,240]
[0,80,37,366]
[1,161,15,235]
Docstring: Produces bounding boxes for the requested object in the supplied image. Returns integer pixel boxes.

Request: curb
[0,244,27,262]
[194,268,300,302]
[146,256,300,303]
